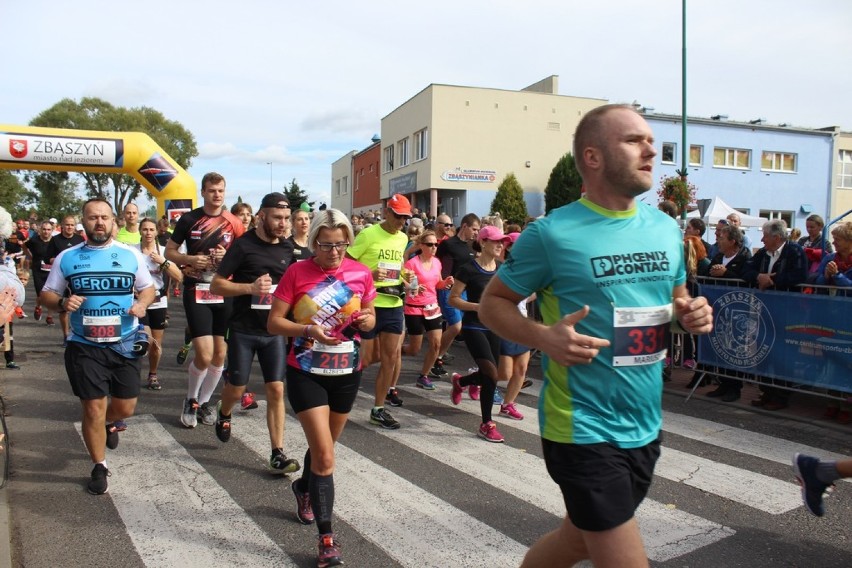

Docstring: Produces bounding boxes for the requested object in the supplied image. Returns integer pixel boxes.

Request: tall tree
[28,97,198,214]
[22,171,83,220]
[282,179,314,211]
[544,153,583,214]
[0,171,29,219]
[490,173,528,225]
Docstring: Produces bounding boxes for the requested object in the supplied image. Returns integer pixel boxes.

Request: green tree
[21,171,83,221]
[544,153,583,214]
[29,97,198,214]
[282,178,314,211]
[0,171,29,218]
[490,173,527,224]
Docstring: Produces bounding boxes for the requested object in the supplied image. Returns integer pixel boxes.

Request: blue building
[643,112,835,243]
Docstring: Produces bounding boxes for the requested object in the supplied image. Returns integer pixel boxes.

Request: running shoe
[493,389,504,405]
[197,402,216,426]
[291,479,314,524]
[5,362,19,370]
[269,449,300,475]
[215,401,231,443]
[478,420,505,443]
[176,342,191,365]
[105,423,120,449]
[317,533,343,568]
[241,391,259,410]
[369,407,400,430]
[113,420,128,432]
[793,453,833,517]
[439,352,455,363]
[428,363,448,378]
[181,398,199,428]
[45,316,55,326]
[499,402,524,420]
[33,305,42,321]
[385,388,403,407]
[147,373,162,390]
[683,358,697,370]
[14,306,25,319]
[87,463,110,495]
[450,373,463,405]
[521,378,533,390]
[469,384,481,401]
[416,374,436,390]
[62,337,68,348]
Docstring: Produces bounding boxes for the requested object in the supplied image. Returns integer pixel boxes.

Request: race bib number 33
[612,304,672,367]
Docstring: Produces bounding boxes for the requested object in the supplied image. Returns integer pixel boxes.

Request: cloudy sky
[2,0,849,212]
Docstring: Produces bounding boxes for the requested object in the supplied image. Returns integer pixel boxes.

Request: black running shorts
[64,341,142,400]
[140,307,167,331]
[403,313,443,336]
[359,306,403,339]
[542,437,661,532]
[224,331,286,387]
[183,291,232,338]
[286,365,360,415]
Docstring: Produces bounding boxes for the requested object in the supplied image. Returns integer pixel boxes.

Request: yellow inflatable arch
[0,125,196,220]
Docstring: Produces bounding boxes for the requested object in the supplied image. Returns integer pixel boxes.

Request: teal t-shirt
[497,198,686,448]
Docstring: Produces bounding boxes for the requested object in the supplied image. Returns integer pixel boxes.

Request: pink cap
[478,225,511,243]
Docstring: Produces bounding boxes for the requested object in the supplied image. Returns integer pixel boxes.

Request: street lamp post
[267,162,273,191]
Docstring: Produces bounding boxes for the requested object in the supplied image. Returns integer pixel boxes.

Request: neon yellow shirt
[116,227,141,245]
[348,223,408,308]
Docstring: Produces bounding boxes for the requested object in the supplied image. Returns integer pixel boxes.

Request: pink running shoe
[451,373,463,405]
[499,402,524,420]
[478,421,504,443]
[683,358,696,370]
[468,384,481,400]
[317,533,342,567]
[241,392,259,410]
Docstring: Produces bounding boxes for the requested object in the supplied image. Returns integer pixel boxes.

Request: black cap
[259,192,290,209]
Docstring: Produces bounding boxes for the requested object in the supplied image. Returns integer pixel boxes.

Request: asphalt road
[1,288,851,568]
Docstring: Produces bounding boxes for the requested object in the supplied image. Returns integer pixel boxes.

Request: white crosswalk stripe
[72,383,834,567]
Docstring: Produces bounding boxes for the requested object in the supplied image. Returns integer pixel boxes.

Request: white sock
[187,361,207,400]
[198,364,224,404]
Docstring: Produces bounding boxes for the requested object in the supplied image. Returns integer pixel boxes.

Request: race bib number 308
[82,315,121,343]
[612,304,672,366]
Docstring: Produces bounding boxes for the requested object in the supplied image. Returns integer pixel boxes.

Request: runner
[137,218,183,390]
[21,220,55,322]
[165,172,245,428]
[480,104,712,567]
[268,209,375,568]
[210,192,300,474]
[40,198,156,495]
[346,193,411,429]
[47,215,85,345]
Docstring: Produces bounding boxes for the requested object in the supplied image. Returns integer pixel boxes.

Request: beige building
[330,151,355,213]
[832,131,852,219]
[379,76,605,221]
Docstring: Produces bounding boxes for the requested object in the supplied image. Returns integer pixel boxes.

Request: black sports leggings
[459,327,500,423]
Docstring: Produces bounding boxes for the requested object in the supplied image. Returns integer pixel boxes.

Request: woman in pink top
[268,209,376,568]
[403,230,452,390]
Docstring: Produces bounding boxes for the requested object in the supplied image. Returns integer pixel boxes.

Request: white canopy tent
[686,196,765,227]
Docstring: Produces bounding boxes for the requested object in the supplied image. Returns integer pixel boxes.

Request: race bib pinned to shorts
[310,341,355,376]
[195,283,224,304]
[422,303,441,320]
[612,304,671,366]
[149,292,168,310]
[82,315,122,343]
[251,284,277,310]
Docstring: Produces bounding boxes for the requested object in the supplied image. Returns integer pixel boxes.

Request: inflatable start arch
[0,125,196,219]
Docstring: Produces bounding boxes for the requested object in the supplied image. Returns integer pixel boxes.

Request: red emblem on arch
[9,139,27,159]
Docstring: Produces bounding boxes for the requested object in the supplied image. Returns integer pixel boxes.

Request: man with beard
[480,104,713,567]
[40,198,156,494]
[166,172,245,429]
[48,215,85,344]
[209,193,300,474]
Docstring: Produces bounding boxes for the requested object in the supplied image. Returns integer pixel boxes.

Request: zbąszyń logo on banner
[709,290,775,367]
[9,139,27,159]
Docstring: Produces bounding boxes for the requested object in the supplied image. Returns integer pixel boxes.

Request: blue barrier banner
[697,285,852,393]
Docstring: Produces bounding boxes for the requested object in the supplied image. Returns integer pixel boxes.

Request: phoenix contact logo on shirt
[590,251,672,287]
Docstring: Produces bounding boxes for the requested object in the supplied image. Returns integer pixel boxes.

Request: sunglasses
[390,211,412,219]
[422,242,438,247]
[441,223,453,228]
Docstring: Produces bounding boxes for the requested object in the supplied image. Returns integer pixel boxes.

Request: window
[335,179,341,196]
[384,145,394,172]
[342,176,348,195]
[397,137,409,168]
[759,209,793,228]
[415,128,428,161]
[838,150,852,188]
[661,142,676,164]
[689,145,703,166]
[761,151,797,173]
[713,147,751,169]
